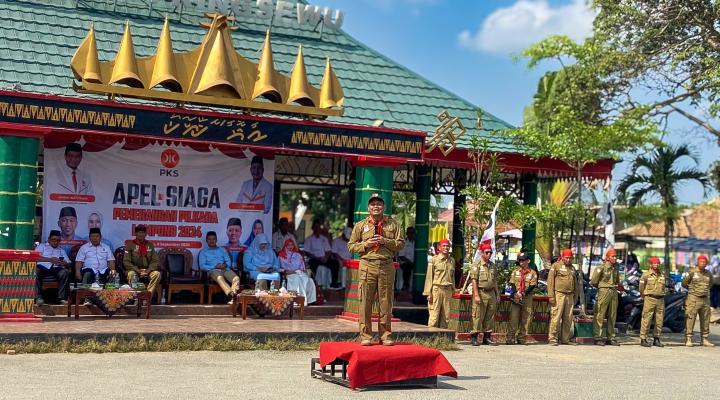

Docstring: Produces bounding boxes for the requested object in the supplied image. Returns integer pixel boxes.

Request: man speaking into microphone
[348,193,404,346]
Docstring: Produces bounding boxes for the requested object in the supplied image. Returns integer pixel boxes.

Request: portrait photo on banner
[42,140,274,265]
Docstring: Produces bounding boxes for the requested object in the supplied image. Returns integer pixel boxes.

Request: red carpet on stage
[319,342,457,389]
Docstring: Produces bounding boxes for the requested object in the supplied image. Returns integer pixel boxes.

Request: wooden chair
[161,248,203,304]
[113,246,127,285]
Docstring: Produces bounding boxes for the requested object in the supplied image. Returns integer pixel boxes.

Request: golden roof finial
[194,28,239,97]
[70,23,102,83]
[287,45,314,106]
[150,17,181,92]
[70,14,345,117]
[252,30,283,103]
[319,57,344,109]
[110,21,142,87]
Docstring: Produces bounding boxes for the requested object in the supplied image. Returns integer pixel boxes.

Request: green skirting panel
[0,136,39,250]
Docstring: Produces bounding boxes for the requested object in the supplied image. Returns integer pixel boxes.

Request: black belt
[647,295,664,299]
[690,294,707,298]
[479,287,495,292]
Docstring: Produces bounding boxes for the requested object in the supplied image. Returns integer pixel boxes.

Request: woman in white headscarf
[243,233,280,290]
[278,238,316,306]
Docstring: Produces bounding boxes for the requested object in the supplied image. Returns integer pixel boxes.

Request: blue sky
[328,0,720,205]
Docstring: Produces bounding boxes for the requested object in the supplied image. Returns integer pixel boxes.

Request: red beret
[606,249,617,257]
[698,255,708,262]
[438,239,450,246]
[478,242,492,252]
[648,257,661,265]
[561,249,573,257]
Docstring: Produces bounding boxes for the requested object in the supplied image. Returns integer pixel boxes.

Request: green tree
[616,144,712,272]
[502,36,659,201]
[590,0,720,143]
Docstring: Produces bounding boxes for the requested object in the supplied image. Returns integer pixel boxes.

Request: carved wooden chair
[161,248,203,304]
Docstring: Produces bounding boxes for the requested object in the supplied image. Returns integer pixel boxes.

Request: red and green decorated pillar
[352,165,394,223]
[412,165,430,304]
[0,133,41,322]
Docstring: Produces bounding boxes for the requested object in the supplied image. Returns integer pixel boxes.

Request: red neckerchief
[134,239,148,258]
[519,267,529,294]
[370,216,386,252]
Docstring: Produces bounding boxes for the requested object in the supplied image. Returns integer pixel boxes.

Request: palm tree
[616,144,711,272]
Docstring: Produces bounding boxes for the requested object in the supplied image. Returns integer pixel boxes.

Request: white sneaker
[82,300,92,306]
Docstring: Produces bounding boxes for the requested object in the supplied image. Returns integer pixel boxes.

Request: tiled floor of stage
[0,315,451,339]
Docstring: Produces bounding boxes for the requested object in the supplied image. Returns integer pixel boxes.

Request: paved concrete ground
[1,325,718,400]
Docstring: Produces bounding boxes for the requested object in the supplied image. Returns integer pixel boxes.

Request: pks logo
[160,149,180,177]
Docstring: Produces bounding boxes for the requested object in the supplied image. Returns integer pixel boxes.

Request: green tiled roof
[0,0,517,152]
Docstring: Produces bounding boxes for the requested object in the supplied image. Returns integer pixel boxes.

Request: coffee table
[235,293,305,319]
[68,287,152,319]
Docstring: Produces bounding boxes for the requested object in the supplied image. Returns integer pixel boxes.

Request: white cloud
[458,0,595,54]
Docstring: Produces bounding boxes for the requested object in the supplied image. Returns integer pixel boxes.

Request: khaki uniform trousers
[548,291,574,342]
[209,269,240,296]
[508,296,534,343]
[470,289,497,334]
[427,285,453,329]
[685,294,711,339]
[639,296,664,340]
[359,260,395,342]
[127,270,161,296]
[594,288,618,340]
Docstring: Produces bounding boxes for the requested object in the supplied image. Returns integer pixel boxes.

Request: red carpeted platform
[317,341,457,389]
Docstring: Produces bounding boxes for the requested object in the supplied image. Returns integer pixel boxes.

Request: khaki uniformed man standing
[469,242,499,346]
[639,257,666,347]
[591,248,620,346]
[682,255,715,347]
[507,252,538,345]
[123,225,161,297]
[348,193,404,346]
[423,239,455,329]
[547,248,580,346]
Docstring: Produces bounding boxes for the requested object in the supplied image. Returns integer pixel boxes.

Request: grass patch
[0,334,457,354]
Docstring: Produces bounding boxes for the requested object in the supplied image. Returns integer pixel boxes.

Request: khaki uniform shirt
[591,262,620,289]
[639,270,666,297]
[509,267,538,295]
[682,267,712,297]
[123,241,159,272]
[347,216,404,263]
[423,253,455,296]
[469,259,497,290]
[547,261,577,295]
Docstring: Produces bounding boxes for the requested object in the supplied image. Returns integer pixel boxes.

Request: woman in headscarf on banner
[243,233,280,290]
[243,219,264,247]
[278,238,316,306]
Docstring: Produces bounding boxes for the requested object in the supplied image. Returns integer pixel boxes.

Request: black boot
[470,333,479,346]
[653,337,664,348]
[482,331,495,345]
[640,339,650,347]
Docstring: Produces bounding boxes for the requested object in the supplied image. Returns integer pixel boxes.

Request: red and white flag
[474,198,502,260]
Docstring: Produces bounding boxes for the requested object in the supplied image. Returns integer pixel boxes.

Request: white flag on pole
[474,197,502,260]
[598,201,615,248]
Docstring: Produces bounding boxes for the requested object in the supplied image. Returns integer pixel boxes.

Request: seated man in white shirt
[331,227,353,288]
[75,227,116,285]
[397,226,416,291]
[35,230,71,305]
[272,217,297,253]
[304,219,340,288]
